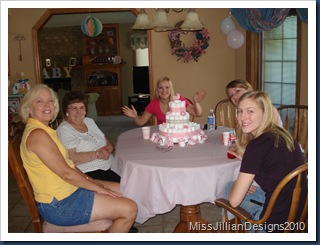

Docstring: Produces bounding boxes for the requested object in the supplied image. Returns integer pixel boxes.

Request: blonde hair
[154,76,175,101]
[19,84,59,124]
[236,91,294,156]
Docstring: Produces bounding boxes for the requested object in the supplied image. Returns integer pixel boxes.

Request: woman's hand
[227,149,243,160]
[96,148,110,160]
[122,105,138,119]
[90,178,122,198]
[97,186,122,198]
[95,142,113,160]
[246,185,256,195]
[193,89,207,104]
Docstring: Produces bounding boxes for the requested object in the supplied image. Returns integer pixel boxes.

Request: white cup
[222,132,229,146]
[142,126,151,140]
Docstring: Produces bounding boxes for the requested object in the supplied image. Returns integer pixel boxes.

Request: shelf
[84,23,119,65]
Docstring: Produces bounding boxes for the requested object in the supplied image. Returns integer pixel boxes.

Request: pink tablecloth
[112,126,241,224]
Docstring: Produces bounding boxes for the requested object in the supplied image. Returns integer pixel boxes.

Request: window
[259,14,299,108]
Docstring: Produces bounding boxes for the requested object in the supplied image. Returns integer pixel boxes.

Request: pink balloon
[220,16,235,35]
[226,29,244,49]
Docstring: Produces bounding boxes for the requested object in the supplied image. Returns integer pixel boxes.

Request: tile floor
[8,115,223,233]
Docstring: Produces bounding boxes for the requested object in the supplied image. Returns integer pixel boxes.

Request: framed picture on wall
[8,95,23,114]
[69,57,76,66]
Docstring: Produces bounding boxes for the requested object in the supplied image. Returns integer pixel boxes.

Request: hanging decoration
[226,29,244,49]
[230,8,291,32]
[13,34,26,61]
[220,15,235,35]
[220,13,244,49]
[168,28,210,63]
[81,16,103,37]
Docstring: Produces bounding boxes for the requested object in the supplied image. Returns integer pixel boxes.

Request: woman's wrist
[107,144,113,153]
[95,150,99,159]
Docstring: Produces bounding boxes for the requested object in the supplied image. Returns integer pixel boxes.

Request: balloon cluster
[220,15,244,49]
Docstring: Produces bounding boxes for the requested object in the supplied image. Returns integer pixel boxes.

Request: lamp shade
[180,9,203,31]
[226,29,244,49]
[220,16,235,35]
[132,9,152,30]
[81,16,103,37]
[152,9,175,32]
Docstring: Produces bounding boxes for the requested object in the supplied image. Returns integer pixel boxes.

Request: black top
[240,132,307,232]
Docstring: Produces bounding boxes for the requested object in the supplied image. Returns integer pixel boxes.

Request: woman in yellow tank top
[19,84,137,232]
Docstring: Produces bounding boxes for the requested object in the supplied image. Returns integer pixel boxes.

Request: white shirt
[57,117,114,173]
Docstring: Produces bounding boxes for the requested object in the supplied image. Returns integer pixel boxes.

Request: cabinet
[83,24,122,115]
[84,23,119,64]
[84,65,122,115]
[43,78,71,92]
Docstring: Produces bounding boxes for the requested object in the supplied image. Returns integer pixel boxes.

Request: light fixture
[132,8,203,32]
[132,9,153,30]
[180,9,203,31]
[151,9,175,32]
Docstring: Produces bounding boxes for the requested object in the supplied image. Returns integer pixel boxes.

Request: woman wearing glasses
[56,91,120,182]
[56,90,138,233]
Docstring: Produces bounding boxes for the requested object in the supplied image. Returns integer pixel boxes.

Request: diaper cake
[150,93,207,147]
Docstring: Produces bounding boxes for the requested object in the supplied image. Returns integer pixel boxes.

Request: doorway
[32,8,153,109]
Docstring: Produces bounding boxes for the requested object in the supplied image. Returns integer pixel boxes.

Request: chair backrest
[277,105,308,161]
[216,163,308,233]
[8,126,43,232]
[253,163,308,231]
[8,123,112,232]
[49,118,61,130]
[214,99,237,128]
[186,98,195,122]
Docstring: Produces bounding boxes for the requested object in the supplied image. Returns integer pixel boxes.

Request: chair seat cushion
[43,219,112,233]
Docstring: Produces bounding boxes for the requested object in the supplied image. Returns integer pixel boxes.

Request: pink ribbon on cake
[170,108,183,113]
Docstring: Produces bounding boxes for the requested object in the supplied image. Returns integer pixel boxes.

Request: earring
[66,112,69,117]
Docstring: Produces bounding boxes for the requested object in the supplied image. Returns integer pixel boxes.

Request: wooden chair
[277,105,308,161]
[214,99,237,128]
[49,118,62,130]
[8,127,112,232]
[215,163,308,233]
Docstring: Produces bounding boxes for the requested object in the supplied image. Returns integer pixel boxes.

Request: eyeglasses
[67,106,86,112]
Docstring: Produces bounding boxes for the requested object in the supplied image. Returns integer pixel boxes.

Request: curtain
[230,8,291,32]
[130,31,148,50]
[296,8,308,24]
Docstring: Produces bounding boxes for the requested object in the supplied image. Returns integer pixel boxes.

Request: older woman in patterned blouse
[56,91,120,182]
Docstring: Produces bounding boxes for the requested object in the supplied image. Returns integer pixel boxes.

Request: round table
[112,126,241,232]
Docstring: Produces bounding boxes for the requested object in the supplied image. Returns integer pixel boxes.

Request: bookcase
[83,24,122,115]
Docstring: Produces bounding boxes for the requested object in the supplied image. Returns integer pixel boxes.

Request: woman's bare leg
[90,192,137,233]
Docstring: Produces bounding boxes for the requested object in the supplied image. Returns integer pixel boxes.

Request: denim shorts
[37,188,95,226]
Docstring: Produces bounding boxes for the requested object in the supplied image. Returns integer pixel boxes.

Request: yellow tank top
[20,118,78,203]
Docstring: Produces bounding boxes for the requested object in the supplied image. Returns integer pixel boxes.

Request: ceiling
[44,11,136,28]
